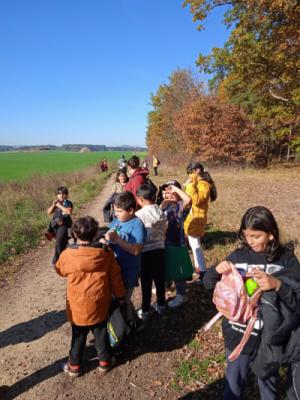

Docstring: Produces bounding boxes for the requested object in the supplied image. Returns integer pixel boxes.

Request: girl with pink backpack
[204,206,300,400]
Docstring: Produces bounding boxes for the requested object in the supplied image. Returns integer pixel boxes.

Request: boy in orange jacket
[55,216,126,377]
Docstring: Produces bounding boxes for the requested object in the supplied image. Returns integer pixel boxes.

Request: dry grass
[0,165,112,265]
[155,164,300,260]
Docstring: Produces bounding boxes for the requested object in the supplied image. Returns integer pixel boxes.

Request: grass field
[0,151,146,181]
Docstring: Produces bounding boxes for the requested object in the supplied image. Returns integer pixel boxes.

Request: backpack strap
[204,312,223,332]
[228,311,258,361]
[228,289,262,361]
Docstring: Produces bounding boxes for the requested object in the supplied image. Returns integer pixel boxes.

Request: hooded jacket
[184,177,211,237]
[135,204,167,252]
[56,244,125,326]
[125,168,149,205]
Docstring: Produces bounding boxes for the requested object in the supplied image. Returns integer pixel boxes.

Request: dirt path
[1,175,197,400]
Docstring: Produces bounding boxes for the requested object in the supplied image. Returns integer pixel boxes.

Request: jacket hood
[136,204,166,227]
[131,168,149,178]
[65,246,112,273]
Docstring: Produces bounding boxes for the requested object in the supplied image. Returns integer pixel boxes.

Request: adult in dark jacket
[125,155,149,209]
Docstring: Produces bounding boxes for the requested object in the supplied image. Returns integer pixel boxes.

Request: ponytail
[186,162,217,202]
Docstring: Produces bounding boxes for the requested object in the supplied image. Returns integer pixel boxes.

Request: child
[135,184,168,319]
[102,171,129,223]
[204,206,300,399]
[55,216,126,377]
[46,186,73,265]
[125,155,149,208]
[159,180,192,308]
[184,162,217,282]
[104,191,147,329]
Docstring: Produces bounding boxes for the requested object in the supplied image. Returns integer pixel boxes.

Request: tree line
[146,0,300,165]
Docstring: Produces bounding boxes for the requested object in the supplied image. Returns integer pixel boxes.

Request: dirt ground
[0,175,215,400]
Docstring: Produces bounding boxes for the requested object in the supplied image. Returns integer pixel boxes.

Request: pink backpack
[204,263,262,361]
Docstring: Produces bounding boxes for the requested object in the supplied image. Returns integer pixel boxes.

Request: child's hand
[252,270,282,291]
[216,261,233,274]
[105,230,119,243]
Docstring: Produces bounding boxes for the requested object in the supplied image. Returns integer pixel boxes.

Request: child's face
[162,187,179,202]
[118,173,127,183]
[243,229,274,253]
[57,192,68,202]
[114,206,135,222]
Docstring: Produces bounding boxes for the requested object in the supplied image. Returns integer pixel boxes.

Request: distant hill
[0,144,147,152]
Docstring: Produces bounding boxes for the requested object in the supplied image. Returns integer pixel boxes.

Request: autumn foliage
[147,1,300,165]
[174,93,262,164]
[146,70,263,166]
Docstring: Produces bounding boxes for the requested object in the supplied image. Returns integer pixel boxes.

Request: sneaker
[45,232,55,241]
[168,294,187,309]
[98,357,116,373]
[195,271,206,284]
[137,308,151,320]
[63,362,81,377]
[152,303,167,315]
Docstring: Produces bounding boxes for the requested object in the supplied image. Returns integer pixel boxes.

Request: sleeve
[135,208,146,225]
[108,252,126,299]
[276,282,300,312]
[55,253,68,277]
[66,200,73,209]
[276,252,300,312]
[130,220,147,245]
[125,180,132,193]
[185,180,210,206]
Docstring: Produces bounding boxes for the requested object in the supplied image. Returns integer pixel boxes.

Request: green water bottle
[245,278,258,296]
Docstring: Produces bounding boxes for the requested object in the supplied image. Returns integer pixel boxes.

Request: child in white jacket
[135,184,168,319]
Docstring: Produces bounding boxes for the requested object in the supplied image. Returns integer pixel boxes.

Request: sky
[0,0,230,147]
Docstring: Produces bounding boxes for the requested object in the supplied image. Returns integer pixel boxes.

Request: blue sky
[0,0,230,147]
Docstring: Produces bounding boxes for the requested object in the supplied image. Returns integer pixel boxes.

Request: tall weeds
[0,165,111,264]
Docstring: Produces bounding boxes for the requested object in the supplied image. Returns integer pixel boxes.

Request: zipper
[260,298,278,312]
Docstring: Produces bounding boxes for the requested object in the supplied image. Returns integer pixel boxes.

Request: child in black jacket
[204,206,300,400]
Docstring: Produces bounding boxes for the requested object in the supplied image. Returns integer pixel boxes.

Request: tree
[183,0,300,159]
[173,91,263,164]
[146,69,202,160]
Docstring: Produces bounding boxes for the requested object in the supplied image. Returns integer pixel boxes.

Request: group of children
[46,161,300,399]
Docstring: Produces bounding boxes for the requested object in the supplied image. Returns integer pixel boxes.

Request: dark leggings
[69,321,111,365]
[52,225,69,264]
[141,249,165,312]
[224,349,278,400]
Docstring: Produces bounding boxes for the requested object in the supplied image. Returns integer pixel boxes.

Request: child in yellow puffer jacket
[184,162,217,282]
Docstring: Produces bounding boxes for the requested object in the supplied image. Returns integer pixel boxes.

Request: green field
[0,151,146,181]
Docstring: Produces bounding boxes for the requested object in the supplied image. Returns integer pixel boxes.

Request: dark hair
[136,184,156,202]
[238,206,283,261]
[156,180,181,205]
[186,162,217,202]
[113,191,136,211]
[116,171,129,183]
[127,155,140,169]
[71,216,99,242]
[56,186,69,195]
